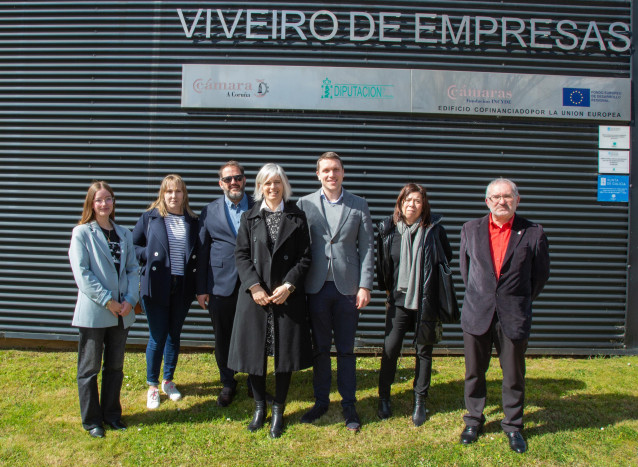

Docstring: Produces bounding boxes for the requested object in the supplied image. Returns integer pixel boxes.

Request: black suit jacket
[460,214,550,340]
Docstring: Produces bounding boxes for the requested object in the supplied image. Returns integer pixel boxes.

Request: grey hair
[253,163,293,202]
[486,178,519,199]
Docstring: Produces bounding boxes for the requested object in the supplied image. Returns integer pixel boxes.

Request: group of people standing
[68,152,549,454]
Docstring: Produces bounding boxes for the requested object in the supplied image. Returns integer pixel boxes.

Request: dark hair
[218,160,245,179]
[392,183,431,227]
[79,181,115,225]
[316,151,343,171]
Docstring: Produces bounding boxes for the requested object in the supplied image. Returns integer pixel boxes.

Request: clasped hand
[106,299,132,317]
[250,284,290,306]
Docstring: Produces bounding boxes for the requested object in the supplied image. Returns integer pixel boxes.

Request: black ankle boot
[270,402,285,438]
[412,394,427,427]
[247,400,266,432]
[377,398,392,420]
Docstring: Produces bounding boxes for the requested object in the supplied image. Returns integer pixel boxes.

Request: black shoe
[377,398,391,420]
[247,400,266,432]
[269,402,285,438]
[460,424,483,445]
[88,426,105,438]
[412,394,427,427]
[106,420,127,431]
[300,404,328,424]
[217,386,237,407]
[506,431,527,453]
[343,405,361,432]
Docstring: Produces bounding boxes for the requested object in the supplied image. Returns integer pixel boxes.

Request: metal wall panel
[0,1,632,353]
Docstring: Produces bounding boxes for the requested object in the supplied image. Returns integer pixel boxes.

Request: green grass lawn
[0,347,636,466]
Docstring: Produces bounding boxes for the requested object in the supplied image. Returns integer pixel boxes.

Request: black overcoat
[228,201,313,376]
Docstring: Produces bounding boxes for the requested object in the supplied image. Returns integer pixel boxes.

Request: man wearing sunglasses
[459,178,550,454]
[197,161,254,407]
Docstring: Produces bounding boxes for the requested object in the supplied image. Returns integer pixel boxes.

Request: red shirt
[489,214,514,278]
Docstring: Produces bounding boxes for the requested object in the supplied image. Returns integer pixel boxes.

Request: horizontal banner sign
[412,70,630,120]
[182,64,630,121]
[182,64,411,112]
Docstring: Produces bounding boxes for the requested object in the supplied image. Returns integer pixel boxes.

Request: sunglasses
[220,174,245,184]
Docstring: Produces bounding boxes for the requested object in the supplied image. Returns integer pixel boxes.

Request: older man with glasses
[196,161,254,407]
[459,178,550,454]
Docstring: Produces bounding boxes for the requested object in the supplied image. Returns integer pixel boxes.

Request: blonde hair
[79,181,115,225]
[147,174,196,218]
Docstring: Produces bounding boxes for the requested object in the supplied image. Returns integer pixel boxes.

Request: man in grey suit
[196,161,254,407]
[459,178,550,454]
[297,151,374,432]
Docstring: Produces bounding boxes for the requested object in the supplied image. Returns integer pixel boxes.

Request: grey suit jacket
[297,188,374,295]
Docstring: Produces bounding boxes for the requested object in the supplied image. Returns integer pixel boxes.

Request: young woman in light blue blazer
[68,181,139,438]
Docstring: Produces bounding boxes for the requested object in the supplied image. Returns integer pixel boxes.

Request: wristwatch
[105,299,112,309]
[285,283,296,293]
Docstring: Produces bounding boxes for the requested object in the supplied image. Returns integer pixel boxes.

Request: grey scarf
[396,221,425,310]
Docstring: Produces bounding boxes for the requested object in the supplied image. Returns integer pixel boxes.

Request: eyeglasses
[94,197,114,204]
[220,174,245,184]
[488,194,514,202]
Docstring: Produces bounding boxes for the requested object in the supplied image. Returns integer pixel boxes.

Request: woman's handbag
[434,233,461,324]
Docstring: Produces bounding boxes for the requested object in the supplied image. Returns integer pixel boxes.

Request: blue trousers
[144,276,190,385]
[308,281,359,408]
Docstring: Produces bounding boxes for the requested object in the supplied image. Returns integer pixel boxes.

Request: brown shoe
[217,386,237,407]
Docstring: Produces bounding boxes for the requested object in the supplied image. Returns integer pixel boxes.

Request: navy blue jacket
[132,208,198,307]
[196,196,254,297]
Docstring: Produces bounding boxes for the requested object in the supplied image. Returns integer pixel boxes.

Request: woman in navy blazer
[69,181,139,438]
[132,174,198,409]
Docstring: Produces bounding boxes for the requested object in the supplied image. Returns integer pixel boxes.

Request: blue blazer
[68,221,139,329]
[196,196,254,297]
[132,208,198,307]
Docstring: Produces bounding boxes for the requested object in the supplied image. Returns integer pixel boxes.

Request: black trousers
[207,284,240,390]
[378,304,436,399]
[77,317,129,430]
[463,315,528,432]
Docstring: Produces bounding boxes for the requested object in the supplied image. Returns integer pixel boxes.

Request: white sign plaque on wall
[599,125,630,149]
[182,64,411,113]
[182,64,631,122]
[598,150,630,174]
[412,70,630,121]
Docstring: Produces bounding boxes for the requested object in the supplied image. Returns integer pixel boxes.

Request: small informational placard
[599,126,630,149]
[597,175,629,202]
[598,150,630,174]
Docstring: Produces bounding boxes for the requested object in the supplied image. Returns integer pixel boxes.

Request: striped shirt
[165,213,186,276]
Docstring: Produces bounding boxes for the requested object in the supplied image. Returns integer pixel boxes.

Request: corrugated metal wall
[0,1,632,353]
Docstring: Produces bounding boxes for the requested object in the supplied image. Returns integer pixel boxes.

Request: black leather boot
[412,394,427,427]
[247,400,266,432]
[377,398,392,420]
[270,402,285,438]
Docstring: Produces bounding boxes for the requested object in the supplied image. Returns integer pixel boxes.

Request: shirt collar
[489,213,514,229]
[225,193,248,210]
[260,199,284,212]
[320,189,344,204]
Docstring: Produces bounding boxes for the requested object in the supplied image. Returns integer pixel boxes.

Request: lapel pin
[518,231,522,235]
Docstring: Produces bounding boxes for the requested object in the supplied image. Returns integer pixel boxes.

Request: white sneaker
[161,380,182,401]
[147,388,160,409]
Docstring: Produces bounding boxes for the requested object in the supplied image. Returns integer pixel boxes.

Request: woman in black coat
[375,183,452,426]
[229,163,313,438]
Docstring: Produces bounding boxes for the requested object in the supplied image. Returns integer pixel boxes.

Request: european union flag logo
[563,88,590,107]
